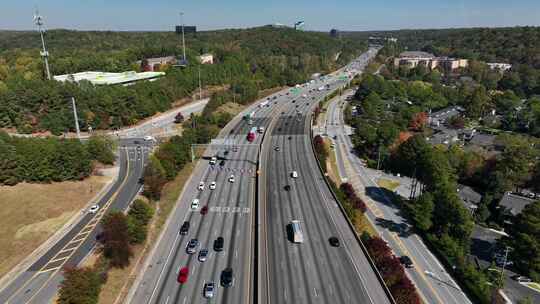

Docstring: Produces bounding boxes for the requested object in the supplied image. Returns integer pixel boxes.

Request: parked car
[511,275,532,283]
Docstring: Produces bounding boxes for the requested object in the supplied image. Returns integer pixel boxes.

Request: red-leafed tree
[378,255,405,287]
[352,197,367,213]
[313,135,327,160]
[101,212,132,268]
[339,182,355,199]
[365,236,392,264]
[389,276,421,304]
[409,112,428,131]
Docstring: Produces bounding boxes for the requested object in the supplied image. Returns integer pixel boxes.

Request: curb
[0,163,120,291]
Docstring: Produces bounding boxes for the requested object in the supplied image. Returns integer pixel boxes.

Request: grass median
[93,162,195,304]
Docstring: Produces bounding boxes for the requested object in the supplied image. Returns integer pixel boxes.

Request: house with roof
[393,51,468,71]
[498,192,535,224]
[457,184,482,214]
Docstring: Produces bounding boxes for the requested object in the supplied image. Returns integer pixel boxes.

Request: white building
[487,63,512,71]
[198,53,214,65]
[54,71,165,86]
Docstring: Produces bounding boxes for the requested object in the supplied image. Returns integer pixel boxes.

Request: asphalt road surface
[0,139,150,304]
[260,50,391,304]
[128,89,289,304]
[325,91,473,304]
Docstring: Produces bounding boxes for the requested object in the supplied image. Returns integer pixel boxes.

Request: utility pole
[34,10,51,80]
[71,97,81,139]
[198,65,202,100]
[376,144,382,170]
[180,12,186,63]
[499,246,512,288]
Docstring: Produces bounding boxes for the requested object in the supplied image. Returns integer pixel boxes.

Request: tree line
[0,27,366,134]
[0,132,115,185]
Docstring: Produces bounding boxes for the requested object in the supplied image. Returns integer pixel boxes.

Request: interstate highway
[128,88,290,304]
[0,139,150,304]
[260,49,391,304]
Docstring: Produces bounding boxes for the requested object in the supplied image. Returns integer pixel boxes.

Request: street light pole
[198,65,202,100]
[180,12,186,63]
[71,97,81,139]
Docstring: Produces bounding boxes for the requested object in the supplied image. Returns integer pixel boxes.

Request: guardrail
[308,112,397,304]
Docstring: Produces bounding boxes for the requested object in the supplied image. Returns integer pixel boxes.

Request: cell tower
[33,10,51,80]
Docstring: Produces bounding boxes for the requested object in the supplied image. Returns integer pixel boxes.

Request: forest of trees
[0,27,366,134]
[0,132,114,185]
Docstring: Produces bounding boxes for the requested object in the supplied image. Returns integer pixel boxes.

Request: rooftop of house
[499,192,536,216]
[457,184,482,206]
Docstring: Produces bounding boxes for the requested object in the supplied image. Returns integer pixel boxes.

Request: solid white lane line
[148,231,181,303]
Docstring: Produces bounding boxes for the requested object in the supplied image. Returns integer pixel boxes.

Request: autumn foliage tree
[364,236,421,304]
[58,267,102,304]
[101,212,132,268]
[408,112,428,132]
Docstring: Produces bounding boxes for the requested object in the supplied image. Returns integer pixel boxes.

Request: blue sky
[1,0,539,31]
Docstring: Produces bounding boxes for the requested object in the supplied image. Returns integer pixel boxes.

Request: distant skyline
[1,1,539,32]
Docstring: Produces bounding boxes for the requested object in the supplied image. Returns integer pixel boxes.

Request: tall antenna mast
[33,9,51,80]
[180,12,186,63]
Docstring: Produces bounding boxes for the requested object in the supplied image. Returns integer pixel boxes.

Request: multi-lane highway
[129,48,390,304]
[259,48,391,304]
[324,90,473,304]
[128,88,291,304]
[0,139,151,304]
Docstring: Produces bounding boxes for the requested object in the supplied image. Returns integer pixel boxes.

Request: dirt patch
[0,175,111,278]
[215,102,245,116]
[377,178,400,191]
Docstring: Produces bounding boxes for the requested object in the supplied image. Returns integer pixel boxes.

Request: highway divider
[308,114,397,304]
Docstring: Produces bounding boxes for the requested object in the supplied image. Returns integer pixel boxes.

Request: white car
[228,175,235,183]
[198,182,205,191]
[191,199,200,210]
[88,205,99,214]
[291,171,299,178]
[209,182,216,190]
[204,282,215,298]
[209,157,217,165]
[143,135,155,142]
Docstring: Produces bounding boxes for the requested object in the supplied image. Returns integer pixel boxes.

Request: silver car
[204,282,215,298]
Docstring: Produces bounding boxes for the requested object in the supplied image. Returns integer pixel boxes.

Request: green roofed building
[53,71,165,86]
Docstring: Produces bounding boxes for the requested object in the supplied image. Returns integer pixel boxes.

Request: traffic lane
[0,148,130,304]
[151,150,234,304]
[153,142,254,303]
[300,132,388,303]
[267,134,306,303]
[28,149,147,303]
[131,147,215,304]
[339,125,470,304]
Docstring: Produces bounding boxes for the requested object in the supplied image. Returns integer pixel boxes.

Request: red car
[201,205,209,215]
[177,266,189,284]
